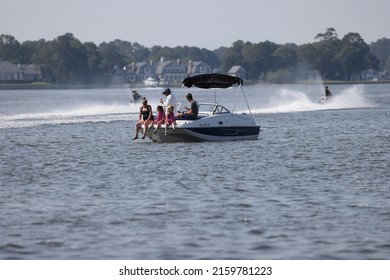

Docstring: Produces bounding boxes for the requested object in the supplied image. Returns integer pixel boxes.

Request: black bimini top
[183,74,243,89]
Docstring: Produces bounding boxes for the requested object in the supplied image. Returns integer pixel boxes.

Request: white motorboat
[144,77,159,87]
[145,74,260,142]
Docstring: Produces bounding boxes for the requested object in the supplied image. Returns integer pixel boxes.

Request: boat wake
[252,85,374,114]
[0,103,137,129]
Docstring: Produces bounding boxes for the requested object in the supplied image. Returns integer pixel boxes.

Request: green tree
[0,34,21,63]
[242,41,279,80]
[220,40,245,73]
[297,43,318,68]
[266,69,295,83]
[20,39,46,64]
[83,42,104,82]
[33,33,91,82]
[385,57,390,75]
[370,38,390,73]
[313,27,341,79]
[315,27,338,41]
[99,41,126,72]
[131,42,151,62]
[273,43,298,70]
[336,32,378,80]
[169,46,219,69]
[148,45,179,63]
[1,30,385,84]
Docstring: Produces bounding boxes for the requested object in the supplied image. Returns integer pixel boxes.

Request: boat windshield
[198,103,231,116]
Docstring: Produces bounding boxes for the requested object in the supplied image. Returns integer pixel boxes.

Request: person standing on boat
[160,88,177,113]
[133,98,154,140]
[176,93,198,119]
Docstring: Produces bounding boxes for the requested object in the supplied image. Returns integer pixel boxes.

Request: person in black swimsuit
[133,98,154,140]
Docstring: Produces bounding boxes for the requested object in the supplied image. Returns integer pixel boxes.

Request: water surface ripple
[1,84,389,259]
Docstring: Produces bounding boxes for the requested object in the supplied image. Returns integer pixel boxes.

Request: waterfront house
[187,60,212,76]
[135,61,157,82]
[228,65,247,80]
[0,61,41,81]
[112,59,212,85]
[155,59,187,84]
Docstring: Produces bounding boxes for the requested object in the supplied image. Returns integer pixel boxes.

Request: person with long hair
[133,98,154,140]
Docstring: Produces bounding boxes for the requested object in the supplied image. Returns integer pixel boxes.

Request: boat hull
[145,113,260,142]
[146,126,260,142]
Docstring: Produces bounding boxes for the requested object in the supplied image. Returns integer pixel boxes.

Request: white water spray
[252,84,374,114]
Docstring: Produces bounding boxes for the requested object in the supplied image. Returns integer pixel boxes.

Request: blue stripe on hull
[188,126,260,137]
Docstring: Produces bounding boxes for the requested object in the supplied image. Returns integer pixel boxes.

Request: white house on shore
[113,58,213,85]
[0,61,41,81]
[228,65,247,80]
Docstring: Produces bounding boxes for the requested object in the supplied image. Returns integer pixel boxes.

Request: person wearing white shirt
[160,88,177,114]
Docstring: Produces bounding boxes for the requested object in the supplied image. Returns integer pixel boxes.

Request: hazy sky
[2,0,390,49]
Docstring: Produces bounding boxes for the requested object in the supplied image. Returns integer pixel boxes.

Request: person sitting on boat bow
[152,105,166,134]
[164,106,176,135]
[176,93,198,120]
[133,98,154,140]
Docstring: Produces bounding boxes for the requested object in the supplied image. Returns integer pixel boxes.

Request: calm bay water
[0,83,389,259]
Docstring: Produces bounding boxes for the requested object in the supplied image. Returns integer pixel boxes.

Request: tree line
[1,28,390,84]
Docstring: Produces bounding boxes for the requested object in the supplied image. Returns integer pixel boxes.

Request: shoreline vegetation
[1,28,390,88]
[1,80,390,90]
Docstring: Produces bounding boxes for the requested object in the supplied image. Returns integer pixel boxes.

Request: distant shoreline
[248,80,390,86]
[0,83,129,90]
[1,80,389,90]
[310,80,390,85]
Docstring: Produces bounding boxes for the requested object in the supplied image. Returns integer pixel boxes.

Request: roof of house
[0,61,22,72]
[228,65,246,73]
[0,61,39,74]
